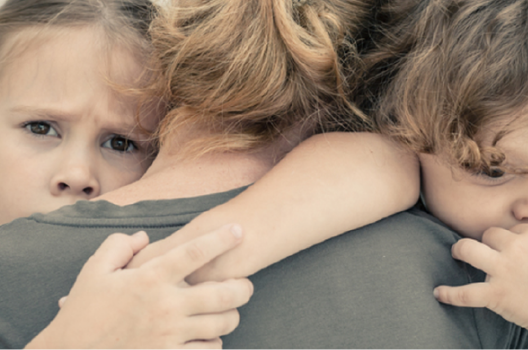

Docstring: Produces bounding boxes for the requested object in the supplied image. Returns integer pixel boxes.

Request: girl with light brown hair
[358,0,528,329]
[0,0,253,347]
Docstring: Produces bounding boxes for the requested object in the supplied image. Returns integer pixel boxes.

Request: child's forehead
[0,26,144,85]
[0,26,157,132]
[490,125,528,166]
[475,109,528,144]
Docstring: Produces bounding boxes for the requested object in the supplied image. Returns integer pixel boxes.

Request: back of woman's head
[368,0,528,174]
[148,0,374,155]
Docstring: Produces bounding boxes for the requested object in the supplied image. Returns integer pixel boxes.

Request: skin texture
[420,125,528,328]
[0,27,157,225]
[122,132,420,282]
[434,224,528,329]
[419,125,528,241]
[25,225,254,349]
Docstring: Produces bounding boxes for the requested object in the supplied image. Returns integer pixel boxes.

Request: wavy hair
[146,0,374,156]
[364,0,528,174]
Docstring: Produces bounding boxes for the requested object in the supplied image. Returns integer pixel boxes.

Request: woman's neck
[96,147,275,206]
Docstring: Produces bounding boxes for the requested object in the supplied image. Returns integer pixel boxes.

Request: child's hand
[26,225,253,349]
[434,224,528,329]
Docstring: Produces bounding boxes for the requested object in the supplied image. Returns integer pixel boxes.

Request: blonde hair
[0,0,156,56]
[147,0,374,156]
[367,0,528,174]
[0,0,159,136]
[0,0,157,87]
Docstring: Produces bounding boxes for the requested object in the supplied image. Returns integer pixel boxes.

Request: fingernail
[58,296,67,308]
[230,224,243,238]
[433,288,439,299]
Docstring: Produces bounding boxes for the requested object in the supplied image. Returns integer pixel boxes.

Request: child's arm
[434,224,528,329]
[27,226,252,348]
[129,132,420,282]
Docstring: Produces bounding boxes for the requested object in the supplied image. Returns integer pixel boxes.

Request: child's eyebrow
[9,105,141,134]
[10,106,71,120]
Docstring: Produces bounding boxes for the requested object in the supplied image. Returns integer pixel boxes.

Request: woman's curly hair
[145,0,375,156]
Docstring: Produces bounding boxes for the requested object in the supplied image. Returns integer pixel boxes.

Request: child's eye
[102,135,137,153]
[24,121,59,137]
[480,167,506,179]
[471,166,511,186]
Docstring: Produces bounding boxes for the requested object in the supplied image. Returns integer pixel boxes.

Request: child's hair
[364,0,528,175]
[146,0,375,156]
[0,0,157,79]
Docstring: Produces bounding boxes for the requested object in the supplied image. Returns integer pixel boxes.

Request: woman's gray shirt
[0,187,524,348]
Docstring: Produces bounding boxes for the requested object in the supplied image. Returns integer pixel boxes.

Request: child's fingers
[434,283,492,308]
[184,309,241,340]
[507,223,528,235]
[142,224,243,283]
[481,226,517,252]
[88,231,150,273]
[182,278,253,315]
[451,238,499,274]
[58,296,67,308]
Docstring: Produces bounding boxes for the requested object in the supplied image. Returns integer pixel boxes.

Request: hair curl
[361,0,528,174]
[146,0,374,156]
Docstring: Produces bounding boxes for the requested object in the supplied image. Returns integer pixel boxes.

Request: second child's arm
[129,132,420,282]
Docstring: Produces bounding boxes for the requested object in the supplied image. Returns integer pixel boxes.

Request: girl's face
[419,125,528,240]
[0,28,158,225]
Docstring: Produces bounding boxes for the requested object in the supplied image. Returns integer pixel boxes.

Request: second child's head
[0,0,159,225]
[373,0,528,239]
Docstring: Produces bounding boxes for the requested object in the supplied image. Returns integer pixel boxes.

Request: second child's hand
[434,224,528,329]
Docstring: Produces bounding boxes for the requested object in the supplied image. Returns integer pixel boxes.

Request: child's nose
[513,197,528,222]
[50,163,101,199]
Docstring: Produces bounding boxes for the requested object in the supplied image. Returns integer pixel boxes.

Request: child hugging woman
[0,0,421,347]
[370,0,528,329]
[0,0,422,347]
[0,0,253,347]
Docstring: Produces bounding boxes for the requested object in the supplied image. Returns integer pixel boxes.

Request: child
[365,0,528,329]
[0,0,254,346]
[0,0,159,225]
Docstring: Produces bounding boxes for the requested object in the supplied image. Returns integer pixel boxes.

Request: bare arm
[129,132,420,282]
